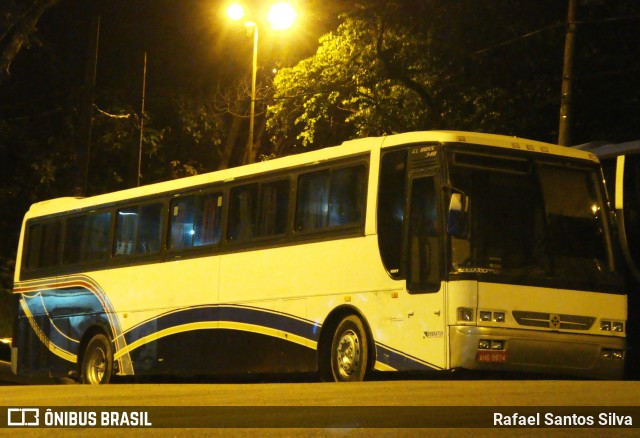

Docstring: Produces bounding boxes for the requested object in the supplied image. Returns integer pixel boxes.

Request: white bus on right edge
[579,139,640,379]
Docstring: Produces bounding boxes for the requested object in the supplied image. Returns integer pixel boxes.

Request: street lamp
[226,2,297,164]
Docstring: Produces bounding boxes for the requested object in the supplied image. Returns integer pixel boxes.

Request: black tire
[327,315,369,382]
[81,333,113,384]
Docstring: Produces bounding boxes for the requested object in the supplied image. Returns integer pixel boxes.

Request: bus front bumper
[449,326,626,380]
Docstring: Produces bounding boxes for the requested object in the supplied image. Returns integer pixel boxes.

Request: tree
[0,0,60,83]
[144,90,225,180]
[267,1,515,153]
[88,96,164,193]
[267,1,588,152]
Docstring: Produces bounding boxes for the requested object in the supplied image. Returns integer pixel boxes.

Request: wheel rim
[335,329,361,379]
[86,346,107,384]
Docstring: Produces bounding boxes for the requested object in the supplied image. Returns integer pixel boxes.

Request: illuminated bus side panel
[219,235,447,373]
[84,256,222,376]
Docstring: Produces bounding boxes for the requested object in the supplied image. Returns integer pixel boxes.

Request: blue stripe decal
[123,304,321,347]
[223,305,321,341]
[15,275,134,375]
[375,343,441,371]
[123,306,222,344]
[21,288,92,354]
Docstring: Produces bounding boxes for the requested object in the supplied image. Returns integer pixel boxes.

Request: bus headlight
[457,307,475,322]
[478,339,505,351]
[601,348,625,360]
[478,310,506,323]
[600,320,625,333]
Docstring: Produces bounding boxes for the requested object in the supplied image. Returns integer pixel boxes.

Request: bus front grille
[512,311,596,330]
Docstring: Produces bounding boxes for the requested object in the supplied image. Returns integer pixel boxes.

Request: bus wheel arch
[318,306,375,382]
[78,326,114,384]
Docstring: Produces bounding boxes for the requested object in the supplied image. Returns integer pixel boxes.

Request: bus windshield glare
[448,149,623,293]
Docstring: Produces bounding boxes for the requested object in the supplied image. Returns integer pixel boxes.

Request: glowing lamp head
[267,2,297,31]
[226,3,245,21]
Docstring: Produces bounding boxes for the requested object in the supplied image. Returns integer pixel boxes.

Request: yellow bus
[12,131,627,383]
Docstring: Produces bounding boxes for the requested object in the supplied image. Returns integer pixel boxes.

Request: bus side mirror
[447,192,468,238]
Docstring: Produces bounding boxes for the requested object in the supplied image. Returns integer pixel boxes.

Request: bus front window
[537,165,613,279]
[448,150,622,292]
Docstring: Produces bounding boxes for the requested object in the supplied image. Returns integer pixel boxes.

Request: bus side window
[407,176,441,292]
[39,221,61,269]
[194,193,222,246]
[22,220,61,272]
[329,166,366,227]
[170,193,222,249]
[228,179,289,242]
[258,180,289,237]
[296,165,366,233]
[296,171,329,232]
[228,184,259,241]
[63,212,110,264]
[115,203,163,256]
[377,150,408,278]
[25,223,43,270]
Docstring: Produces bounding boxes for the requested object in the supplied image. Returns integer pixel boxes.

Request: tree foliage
[0,0,61,83]
[149,91,224,180]
[267,1,523,153]
[268,0,639,153]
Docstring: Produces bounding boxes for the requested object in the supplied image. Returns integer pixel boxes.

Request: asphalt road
[1,373,639,436]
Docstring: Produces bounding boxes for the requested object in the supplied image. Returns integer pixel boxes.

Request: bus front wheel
[328,315,369,382]
[80,333,113,384]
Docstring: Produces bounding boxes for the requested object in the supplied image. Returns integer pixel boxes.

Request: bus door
[376,145,446,370]
[383,145,445,370]
[401,169,447,369]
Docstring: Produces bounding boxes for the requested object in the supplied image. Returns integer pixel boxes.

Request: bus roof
[577,140,640,160]
[25,131,598,219]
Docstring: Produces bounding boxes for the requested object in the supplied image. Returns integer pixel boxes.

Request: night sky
[0,0,638,199]
[2,1,639,145]
[2,0,340,119]
[0,0,350,270]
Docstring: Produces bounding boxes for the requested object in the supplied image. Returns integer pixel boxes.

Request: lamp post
[226,2,296,164]
[247,21,258,164]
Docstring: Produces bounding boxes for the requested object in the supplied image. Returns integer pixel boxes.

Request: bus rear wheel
[81,333,113,384]
[328,315,369,382]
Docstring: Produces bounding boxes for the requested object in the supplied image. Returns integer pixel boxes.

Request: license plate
[476,351,507,363]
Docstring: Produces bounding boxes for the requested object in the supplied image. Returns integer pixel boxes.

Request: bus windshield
[448,149,624,293]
